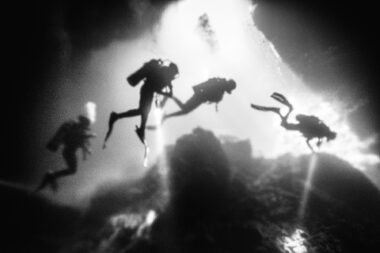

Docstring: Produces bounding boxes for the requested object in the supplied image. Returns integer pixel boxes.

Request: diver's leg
[136,92,154,144]
[280,119,299,131]
[271,92,293,111]
[141,111,148,130]
[163,109,188,120]
[103,109,141,148]
[116,109,141,118]
[306,139,315,153]
[164,96,202,121]
[152,96,187,127]
[39,148,77,191]
[170,96,186,110]
[55,148,78,177]
[51,148,77,184]
[271,92,286,101]
[271,92,288,104]
[145,96,179,130]
[104,83,148,145]
[250,103,281,114]
[36,172,55,192]
[283,105,293,122]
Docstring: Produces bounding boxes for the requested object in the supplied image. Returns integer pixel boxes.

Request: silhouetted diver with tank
[103,59,178,148]
[251,92,336,152]
[36,114,96,192]
[148,77,236,128]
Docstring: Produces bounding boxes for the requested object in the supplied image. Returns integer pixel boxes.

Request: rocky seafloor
[3,128,380,253]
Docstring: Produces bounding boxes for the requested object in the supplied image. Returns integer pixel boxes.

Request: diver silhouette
[152,77,236,126]
[103,59,178,148]
[37,115,96,192]
[251,92,336,152]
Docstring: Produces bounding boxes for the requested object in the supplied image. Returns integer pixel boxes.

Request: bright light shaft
[154,0,380,171]
[143,145,150,168]
[152,107,164,171]
[298,154,318,220]
[61,0,380,206]
[153,107,171,200]
[153,107,165,154]
[272,95,380,171]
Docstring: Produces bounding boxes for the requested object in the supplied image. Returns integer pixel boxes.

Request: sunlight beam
[298,154,318,220]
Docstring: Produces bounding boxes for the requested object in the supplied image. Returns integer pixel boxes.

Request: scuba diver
[149,77,236,127]
[250,92,336,152]
[36,114,96,192]
[103,59,178,148]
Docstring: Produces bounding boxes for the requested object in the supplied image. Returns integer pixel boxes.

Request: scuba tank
[127,59,164,87]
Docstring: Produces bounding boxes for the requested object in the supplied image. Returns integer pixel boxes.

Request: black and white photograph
[2,0,380,252]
